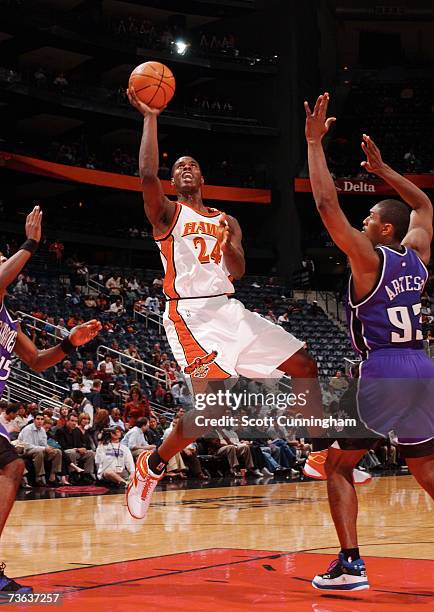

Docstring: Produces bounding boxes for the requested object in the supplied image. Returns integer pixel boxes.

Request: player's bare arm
[361,134,433,264]
[127,86,175,236]
[0,206,42,294]
[217,214,245,279]
[14,320,101,372]
[305,93,380,299]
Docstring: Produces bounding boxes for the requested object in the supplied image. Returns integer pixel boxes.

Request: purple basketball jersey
[346,246,428,357]
[0,302,18,398]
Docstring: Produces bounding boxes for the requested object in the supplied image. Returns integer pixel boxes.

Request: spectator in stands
[158,415,169,431]
[153,382,166,404]
[329,370,349,392]
[84,295,97,308]
[121,417,155,460]
[98,354,114,375]
[152,276,163,290]
[44,316,56,336]
[124,387,151,428]
[144,292,160,314]
[55,405,69,430]
[111,380,127,408]
[56,413,96,481]
[83,360,97,378]
[0,405,20,438]
[34,67,47,87]
[146,415,162,447]
[221,428,263,476]
[68,286,82,306]
[277,311,290,325]
[162,391,175,411]
[18,413,63,486]
[96,426,134,487]
[94,362,112,384]
[264,310,277,324]
[76,413,96,451]
[124,343,141,360]
[109,408,125,431]
[55,318,69,339]
[13,274,28,294]
[91,409,110,445]
[71,390,94,426]
[105,273,122,296]
[109,298,125,315]
[53,73,69,91]
[96,294,109,310]
[49,239,64,264]
[87,379,104,413]
[203,430,254,477]
[12,404,30,432]
[111,355,126,377]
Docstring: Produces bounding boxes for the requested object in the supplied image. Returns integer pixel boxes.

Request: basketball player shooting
[305,92,434,591]
[0,206,101,595]
[125,85,324,520]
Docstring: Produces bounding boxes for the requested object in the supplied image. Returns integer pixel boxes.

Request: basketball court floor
[2,475,433,610]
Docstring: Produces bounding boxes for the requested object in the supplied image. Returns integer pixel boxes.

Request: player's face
[171,157,204,194]
[362,207,383,245]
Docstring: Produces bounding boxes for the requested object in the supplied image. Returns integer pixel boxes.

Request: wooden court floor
[1,475,433,610]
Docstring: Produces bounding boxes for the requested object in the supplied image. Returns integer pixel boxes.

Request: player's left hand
[69,320,102,347]
[304,92,336,144]
[217,214,233,253]
[361,134,388,175]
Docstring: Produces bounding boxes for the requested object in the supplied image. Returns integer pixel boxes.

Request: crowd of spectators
[6,132,270,189]
[326,75,434,177]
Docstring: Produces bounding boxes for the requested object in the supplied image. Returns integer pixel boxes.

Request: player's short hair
[376,199,411,242]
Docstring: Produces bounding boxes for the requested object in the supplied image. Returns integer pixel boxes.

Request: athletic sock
[340,547,360,563]
[148,451,167,475]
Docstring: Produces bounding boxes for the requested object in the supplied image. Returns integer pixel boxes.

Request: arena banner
[0,152,271,205]
[295,176,434,195]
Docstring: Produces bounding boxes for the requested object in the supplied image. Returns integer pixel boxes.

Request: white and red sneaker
[126,451,165,520]
[303,449,328,480]
[303,449,372,485]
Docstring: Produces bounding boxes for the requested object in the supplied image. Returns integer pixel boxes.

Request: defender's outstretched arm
[361,134,433,264]
[304,93,378,273]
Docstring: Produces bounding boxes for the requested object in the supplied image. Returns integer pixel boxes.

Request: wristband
[20,239,39,255]
[60,335,75,355]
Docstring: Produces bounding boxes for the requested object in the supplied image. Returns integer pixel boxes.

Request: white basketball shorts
[163,295,304,380]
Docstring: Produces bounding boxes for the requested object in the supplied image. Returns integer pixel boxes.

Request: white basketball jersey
[155,201,235,299]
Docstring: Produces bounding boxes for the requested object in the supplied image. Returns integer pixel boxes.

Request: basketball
[128,61,175,110]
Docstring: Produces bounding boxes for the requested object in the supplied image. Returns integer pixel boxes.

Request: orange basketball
[128,61,175,110]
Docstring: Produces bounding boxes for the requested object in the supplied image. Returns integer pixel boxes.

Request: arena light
[173,40,188,55]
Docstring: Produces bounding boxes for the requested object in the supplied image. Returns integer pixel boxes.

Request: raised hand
[25,205,42,242]
[69,320,102,347]
[304,92,336,144]
[127,85,166,117]
[361,134,387,175]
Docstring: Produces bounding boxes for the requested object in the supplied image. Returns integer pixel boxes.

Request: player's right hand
[25,205,42,242]
[127,86,166,117]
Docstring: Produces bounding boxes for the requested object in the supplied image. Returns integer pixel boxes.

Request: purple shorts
[358,349,434,445]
